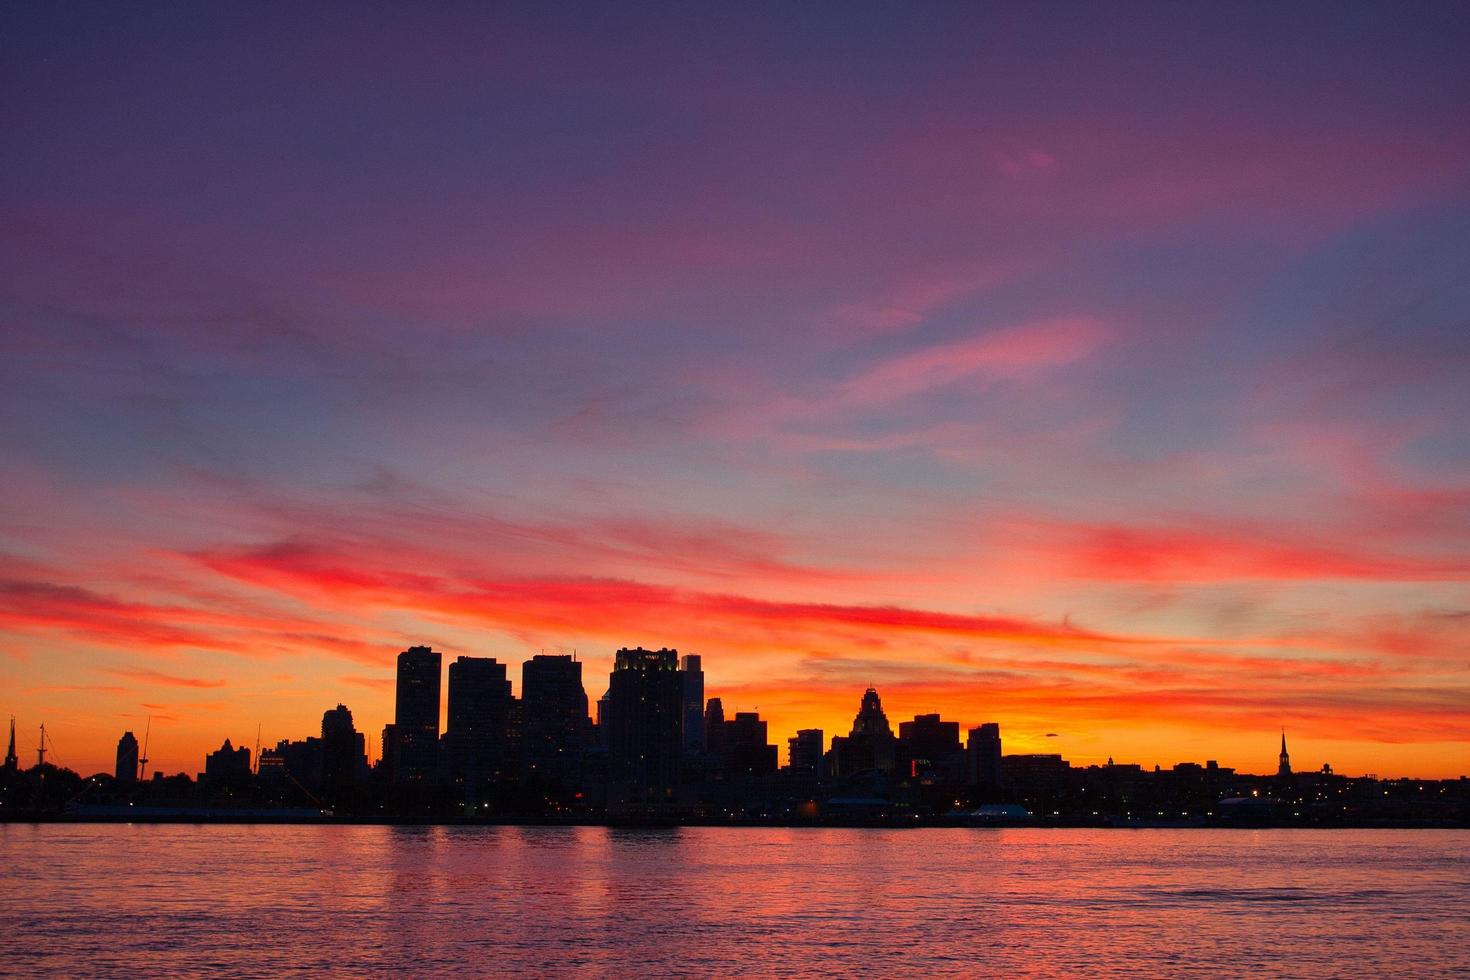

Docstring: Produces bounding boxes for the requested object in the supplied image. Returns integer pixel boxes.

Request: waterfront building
[115,731,139,783]
[521,654,589,788]
[392,646,442,783]
[787,728,824,779]
[723,711,778,778]
[1278,731,1292,778]
[604,647,683,803]
[680,654,706,754]
[827,687,897,776]
[321,703,368,784]
[446,656,514,787]
[967,723,1002,789]
[898,713,961,778]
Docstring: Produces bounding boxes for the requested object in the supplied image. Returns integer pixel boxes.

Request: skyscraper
[392,645,442,783]
[522,654,588,789]
[723,711,777,778]
[445,656,514,788]
[787,729,824,779]
[827,687,897,776]
[680,654,705,754]
[967,723,1002,790]
[604,647,683,804]
[704,696,726,770]
[115,731,139,783]
[898,714,961,778]
[321,703,366,784]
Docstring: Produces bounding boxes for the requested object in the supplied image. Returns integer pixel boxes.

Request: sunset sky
[2,5,1467,779]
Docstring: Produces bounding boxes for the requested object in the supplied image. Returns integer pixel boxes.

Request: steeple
[3,717,17,772]
[1277,729,1291,777]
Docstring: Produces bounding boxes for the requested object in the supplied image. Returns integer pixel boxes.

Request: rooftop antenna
[138,715,151,781]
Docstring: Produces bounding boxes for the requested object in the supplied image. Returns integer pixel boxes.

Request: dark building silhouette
[392,646,442,783]
[604,647,683,804]
[898,713,961,779]
[445,656,514,788]
[680,654,705,754]
[787,728,824,779]
[521,654,588,788]
[704,696,727,771]
[202,738,251,785]
[723,711,778,778]
[1278,731,1292,777]
[827,687,897,776]
[321,703,367,784]
[259,736,320,786]
[967,722,1002,789]
[115,731,139,783]
[1001,753,1071,791]
[3,717,17,774]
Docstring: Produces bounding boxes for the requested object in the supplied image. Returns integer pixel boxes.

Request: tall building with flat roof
[967,723,1002,790]
[522,654,588,789]
[680,654,705,754]
[446,656,514,788]
[392,645,442,783]
[321,703,367,784]
[604,647,683,804]
[788,729,824,779]
[724,711,777,778]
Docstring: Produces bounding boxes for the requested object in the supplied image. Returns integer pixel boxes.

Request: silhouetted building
[967,723,1002,789]
[1002,753,1071,792]
[392,646,442,783]
[259,736,320,786]
[898,714,961,778]
[321,703,367,784]
[604,647,683,804]
[3,718,17,774]
[827,687,897,776]
[724,711,778,778]
[522,654,588,788]
[704,697,727,770]
[379,724,396,780]
[788,728,824,779]
[202,738,251,785]
[446,656,514,788]
[681,654,705,754]
[115,731,139,783]
[1278,731,1292,777]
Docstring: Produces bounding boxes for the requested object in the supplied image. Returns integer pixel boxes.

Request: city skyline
[4,642,1460,782]
[2,5,1468,783]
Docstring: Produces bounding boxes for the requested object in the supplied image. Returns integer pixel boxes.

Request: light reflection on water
[1,826,1466,977]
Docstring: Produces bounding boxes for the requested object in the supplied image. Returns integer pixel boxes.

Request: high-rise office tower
[704,696,726,768]
[723,711,777,778]
[445,656,513,787]
[115,730,139,783]
[967,722,1002,789]
[898,713,961,777]
[827,687,897,776]
[787,728,824,779]
[680,654,705,754]
[521,654,588,788]
[392,645,442,783]
[321,703,366,784]
[604,647,683,803]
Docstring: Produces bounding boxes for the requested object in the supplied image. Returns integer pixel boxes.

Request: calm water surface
[1,825,1466,977]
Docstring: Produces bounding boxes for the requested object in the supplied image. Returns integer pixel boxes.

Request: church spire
[3,717,17,772]
[1277,729,1291,777]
